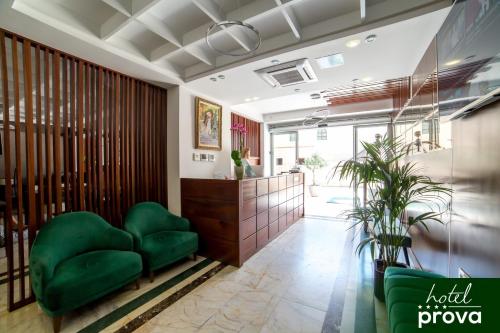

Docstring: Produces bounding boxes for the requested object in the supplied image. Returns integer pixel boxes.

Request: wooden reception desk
[181,173,305,267]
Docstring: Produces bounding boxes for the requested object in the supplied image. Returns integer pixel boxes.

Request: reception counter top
[180,173,305,266]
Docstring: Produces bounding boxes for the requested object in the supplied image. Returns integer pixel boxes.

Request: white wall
[166,86,235,213]
[177,86,232,179]
[167,87,181,215]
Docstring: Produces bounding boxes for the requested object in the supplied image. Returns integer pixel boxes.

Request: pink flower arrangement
[230,123,247,152]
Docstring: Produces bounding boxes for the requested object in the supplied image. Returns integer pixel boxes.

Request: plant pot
[234,165,244,180]
[309,185,320,197]
[374,259,407,302]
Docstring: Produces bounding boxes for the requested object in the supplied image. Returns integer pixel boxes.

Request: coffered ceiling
[9,0,450,83]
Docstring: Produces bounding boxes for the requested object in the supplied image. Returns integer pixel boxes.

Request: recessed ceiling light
[294,88,301,92]
[244,98,252,102]
[346,39,361,48]
[316,53,344,69]
[444,59,461,66]
[365,34,377,43]
[271,59,280,64]
[218,74,225,79]
[210,77,217,82]
[252,97,260,101]
[310,93,321,99]
[361,77,373,82]
[352,78,360,83]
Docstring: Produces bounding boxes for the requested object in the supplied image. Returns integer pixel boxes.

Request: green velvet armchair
[124,202,198,282]
[30,212,142,333]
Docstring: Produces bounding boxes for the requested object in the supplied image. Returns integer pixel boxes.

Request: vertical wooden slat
[85,64,92,211]
[1,31,16,310]
[130,79,136,205]
[12,37,26,300]
[62,56,70,211]
[144,84,149,201]
[91,66,97,212]
[22,41,36,302]
[44,48,52,219]
[97,67,104,214]
[53,51,62,214]
[109,72,115,222]
[35,45,44,227]
[103,71,110,221]
[70,58,77,211]
[23,40,35,234]
[77,61,85,210]
[114,74,121,224]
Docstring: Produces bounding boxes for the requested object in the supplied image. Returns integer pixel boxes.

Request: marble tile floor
[0,217,390,333]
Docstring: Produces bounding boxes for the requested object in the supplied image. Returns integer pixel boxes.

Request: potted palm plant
[304,153,327,197]
[336,137,451,301]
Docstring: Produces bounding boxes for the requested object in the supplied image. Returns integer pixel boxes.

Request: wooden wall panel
[230,112,261,164]
[0,29,169,311]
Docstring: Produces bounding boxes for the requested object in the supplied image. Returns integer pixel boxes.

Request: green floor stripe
[78,258,214,333]
[354,231,377,333]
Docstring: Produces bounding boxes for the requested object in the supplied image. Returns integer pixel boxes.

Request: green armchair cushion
[124,202,198,272]
[30,212,142,317]
[384,267,445,333]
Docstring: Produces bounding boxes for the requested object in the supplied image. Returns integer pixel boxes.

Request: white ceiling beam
[101,12,131,39]
[102,0,132,17]
[131,0,163,16]
[150,43,179,62]
[192,0,225,22]
[137,13,182,47]
[192,0,254,52]
[274,0,301,40]
[360,0,366,21]
[184,43,216,66]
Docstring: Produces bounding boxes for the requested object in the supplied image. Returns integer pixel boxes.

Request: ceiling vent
[255,59,318,88]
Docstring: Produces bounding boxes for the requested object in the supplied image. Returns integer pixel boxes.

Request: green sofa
[30,212,142,333]
[124,202,198,282]
[384,267,445,333]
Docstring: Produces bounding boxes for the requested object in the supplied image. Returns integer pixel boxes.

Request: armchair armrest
[103,227,134,251]
[166,212,190,231]
[29,244,61,300]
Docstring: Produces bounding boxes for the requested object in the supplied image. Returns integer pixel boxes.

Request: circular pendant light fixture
[302,109,329,127]
[206,20,261,57]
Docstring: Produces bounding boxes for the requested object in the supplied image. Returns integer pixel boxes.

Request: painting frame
[195,97,222,150]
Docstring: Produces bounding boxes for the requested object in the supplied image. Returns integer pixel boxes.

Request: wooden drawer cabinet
[269,206,279,223]
[241,216,256,240]
[257,227,269,248]
[279,203,287,217]
[257,179,268,196]
[269,220,279,239]
[181,173,304,267]
[269,177,279,193]
[278,176,287,190]
[279,216,287,232]
[269,191,279,208]
[257,195,268,213]
[242,198,256,220]
[242,180,256,200]
[257,211,268,230]
[279,190,287,204]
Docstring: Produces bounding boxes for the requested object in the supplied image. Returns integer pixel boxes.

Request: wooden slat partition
[0,29,168,311]
[231,112,262,164]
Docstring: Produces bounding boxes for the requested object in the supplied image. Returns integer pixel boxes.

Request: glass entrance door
[271,131,298,175]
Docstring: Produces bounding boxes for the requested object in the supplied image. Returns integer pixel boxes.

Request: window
[289,133,297,142]
[317,128,327,140]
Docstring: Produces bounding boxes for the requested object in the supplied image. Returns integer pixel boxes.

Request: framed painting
[195,97,222,150]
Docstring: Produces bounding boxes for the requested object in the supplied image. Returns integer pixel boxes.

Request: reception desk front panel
[181,174,304,267]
